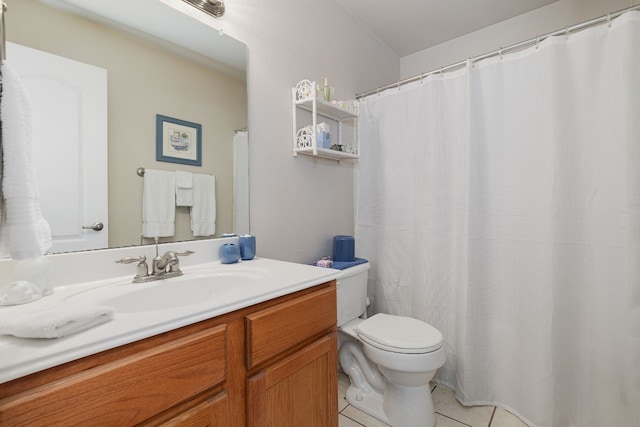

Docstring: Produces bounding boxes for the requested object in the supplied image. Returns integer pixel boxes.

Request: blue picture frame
[156,114,202,166]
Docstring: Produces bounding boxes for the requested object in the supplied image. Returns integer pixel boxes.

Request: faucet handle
[115,255,146,264]
[116,255,150,281]
[175,250,194,257]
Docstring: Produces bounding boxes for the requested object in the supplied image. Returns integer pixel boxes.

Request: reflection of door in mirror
[8,42,108,253]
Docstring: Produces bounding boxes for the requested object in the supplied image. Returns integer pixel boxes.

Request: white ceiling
[336,0,560,57]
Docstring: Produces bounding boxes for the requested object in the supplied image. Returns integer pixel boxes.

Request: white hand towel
[0,61,52,259]
[191,174,216,236]
[142,169,176,237]
[0,302,114,338]
[175,170,194,207]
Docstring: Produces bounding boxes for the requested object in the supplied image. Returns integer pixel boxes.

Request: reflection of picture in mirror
[156,114,202,166]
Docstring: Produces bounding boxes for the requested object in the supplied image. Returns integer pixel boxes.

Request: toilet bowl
[336,262,445,427]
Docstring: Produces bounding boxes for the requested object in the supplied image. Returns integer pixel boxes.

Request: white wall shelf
[292,80,359,161]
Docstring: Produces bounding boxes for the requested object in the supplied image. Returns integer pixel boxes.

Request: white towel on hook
[142,169,175,237]
[191,174,216,236]
[0,301,114,339]
[175,170,194,207]
[0,61,52,259]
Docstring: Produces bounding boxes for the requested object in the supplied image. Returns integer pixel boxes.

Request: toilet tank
[336,262,370,327]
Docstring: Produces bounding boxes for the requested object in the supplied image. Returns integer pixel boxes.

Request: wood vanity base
[0,281,338,427]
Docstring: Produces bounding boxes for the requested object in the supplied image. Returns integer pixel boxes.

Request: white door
[8,42,108,253]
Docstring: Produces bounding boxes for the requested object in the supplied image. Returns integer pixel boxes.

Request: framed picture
[156,114,202,166]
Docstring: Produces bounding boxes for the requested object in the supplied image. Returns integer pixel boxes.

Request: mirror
[6,0,248,253]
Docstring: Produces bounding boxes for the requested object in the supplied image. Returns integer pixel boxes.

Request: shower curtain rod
[356,4,640,99]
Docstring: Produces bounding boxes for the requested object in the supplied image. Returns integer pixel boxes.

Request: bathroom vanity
[0,246,340,427]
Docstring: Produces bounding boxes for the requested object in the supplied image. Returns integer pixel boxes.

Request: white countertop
[0,257,340,384]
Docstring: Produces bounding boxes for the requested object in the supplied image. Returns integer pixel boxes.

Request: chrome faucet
[116,248,194,283]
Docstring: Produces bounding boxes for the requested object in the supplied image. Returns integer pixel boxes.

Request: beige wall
[401,0,640,79]
[8,0,247,248]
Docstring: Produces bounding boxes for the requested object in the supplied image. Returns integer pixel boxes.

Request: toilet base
[345,383,437,427]
[345,385,390,425]
[384,382,436,427]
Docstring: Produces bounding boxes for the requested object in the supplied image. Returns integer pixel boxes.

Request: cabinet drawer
[161,392,230,427]
[246,285,336,369]
[0,325,227,426]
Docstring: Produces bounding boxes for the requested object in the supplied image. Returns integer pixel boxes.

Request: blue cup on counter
[239,235,256,260]
[219,243,241,264]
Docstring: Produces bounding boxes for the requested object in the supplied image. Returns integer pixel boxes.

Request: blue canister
[239,235,256,260]
[219,243,241,264]
[333,235,355,262]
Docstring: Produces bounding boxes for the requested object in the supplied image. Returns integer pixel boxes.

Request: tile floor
[338,372,528,427]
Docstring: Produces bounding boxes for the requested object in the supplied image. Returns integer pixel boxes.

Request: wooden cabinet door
[246,333,338,427]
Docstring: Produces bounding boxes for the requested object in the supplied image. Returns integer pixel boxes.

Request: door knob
[82,222,104,231]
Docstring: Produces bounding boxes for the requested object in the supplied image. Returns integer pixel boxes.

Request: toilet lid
[355,313,443,354]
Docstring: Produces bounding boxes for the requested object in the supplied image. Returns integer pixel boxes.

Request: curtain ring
[440,66,444,77]
[420,73,424,84]
[396,81,401,91]
[499,47,503,59]
[469,57,475,68]
[535,36,540,49]
[565,27,570,39]
[376,87,380,96]
[607,13,612,28]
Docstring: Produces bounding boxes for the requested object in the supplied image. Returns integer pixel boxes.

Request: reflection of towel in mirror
[191,174,216,236]
[0,302,114,338]
[175,170,194,207]
[142,169,175,237]
[0,61,52,259]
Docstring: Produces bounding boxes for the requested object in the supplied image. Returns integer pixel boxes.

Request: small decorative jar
[219,243,241,264]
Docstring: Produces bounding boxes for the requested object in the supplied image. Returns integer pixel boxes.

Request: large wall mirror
[6,0,248,254]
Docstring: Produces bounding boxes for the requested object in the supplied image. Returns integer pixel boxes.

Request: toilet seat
[355,313,443,354]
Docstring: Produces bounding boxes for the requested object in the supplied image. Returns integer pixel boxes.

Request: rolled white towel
[0,302,114,338]
[0,281,43,306]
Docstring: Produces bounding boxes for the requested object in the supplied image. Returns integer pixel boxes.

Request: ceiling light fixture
[183,0,225,18]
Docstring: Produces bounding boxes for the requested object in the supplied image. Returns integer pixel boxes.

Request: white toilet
[337,262,445,427]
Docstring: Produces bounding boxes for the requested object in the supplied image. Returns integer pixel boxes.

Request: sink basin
[65,266,272,313]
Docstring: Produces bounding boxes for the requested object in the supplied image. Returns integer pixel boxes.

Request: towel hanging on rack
[191,174,216,236]
[141,169,175,238]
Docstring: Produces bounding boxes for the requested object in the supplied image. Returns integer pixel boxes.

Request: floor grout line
[339,407,367,426]
[435,411,475,427]
[487,406,497,427]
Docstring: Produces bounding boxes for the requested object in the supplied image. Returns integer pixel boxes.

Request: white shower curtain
[356,11,640,427]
